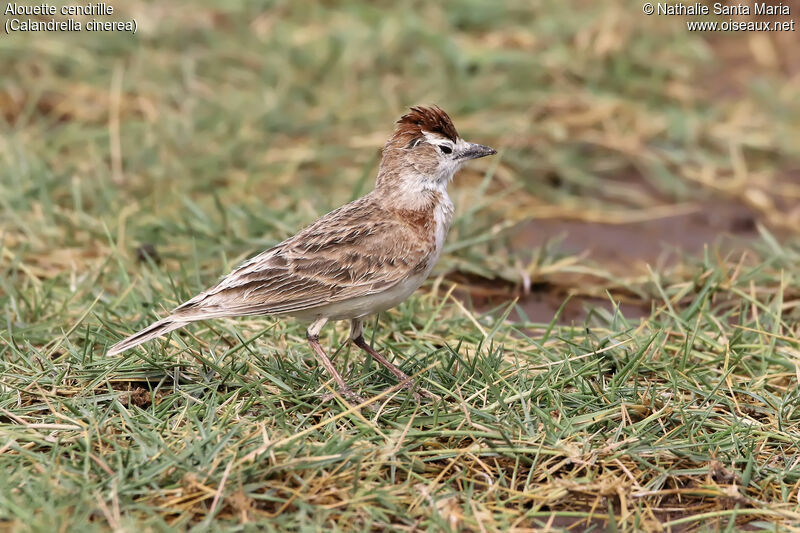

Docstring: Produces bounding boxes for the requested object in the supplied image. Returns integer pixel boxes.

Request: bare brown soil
[453,28,800,327]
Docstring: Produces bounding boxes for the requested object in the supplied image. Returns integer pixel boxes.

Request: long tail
[107,316,191,355]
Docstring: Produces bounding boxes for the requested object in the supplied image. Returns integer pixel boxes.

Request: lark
[108,106,496,401]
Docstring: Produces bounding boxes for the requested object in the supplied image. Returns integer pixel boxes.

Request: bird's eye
[438,145,453,155]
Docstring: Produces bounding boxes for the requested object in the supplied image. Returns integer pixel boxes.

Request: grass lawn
[2,1,800,531]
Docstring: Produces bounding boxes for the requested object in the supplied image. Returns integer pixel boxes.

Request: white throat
[433,190,455,255]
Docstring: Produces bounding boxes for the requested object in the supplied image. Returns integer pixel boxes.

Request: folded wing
[171,196,434,320]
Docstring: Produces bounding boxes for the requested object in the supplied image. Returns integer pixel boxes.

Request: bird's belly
[291,271,429,322]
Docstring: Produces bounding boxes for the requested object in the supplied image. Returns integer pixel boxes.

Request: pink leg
[307,318,364,404]
[350,319,438,400]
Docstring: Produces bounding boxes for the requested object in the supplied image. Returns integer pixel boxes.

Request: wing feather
[172,194,435,319]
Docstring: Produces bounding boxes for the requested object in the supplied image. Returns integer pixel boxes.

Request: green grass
[2,0,800,531]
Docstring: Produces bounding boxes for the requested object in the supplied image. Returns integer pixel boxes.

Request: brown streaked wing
[171,196,433,319]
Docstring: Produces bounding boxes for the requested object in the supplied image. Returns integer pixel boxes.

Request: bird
[108,105,496,402]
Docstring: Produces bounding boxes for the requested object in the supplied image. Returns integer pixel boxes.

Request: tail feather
[107,316,190,355]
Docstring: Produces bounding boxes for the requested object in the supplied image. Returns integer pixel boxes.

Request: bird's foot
[394,379,440,402]
[415,386,441,401]
[320,387,368,407]
[351,335,439,401]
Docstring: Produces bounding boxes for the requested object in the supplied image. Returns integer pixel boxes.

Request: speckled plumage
[108,106,495,401]
[172,189,448,319]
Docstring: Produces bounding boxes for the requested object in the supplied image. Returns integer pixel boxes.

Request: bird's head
[377,105,496,192]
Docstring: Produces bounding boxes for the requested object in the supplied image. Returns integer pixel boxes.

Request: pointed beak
[458,142,497,161]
